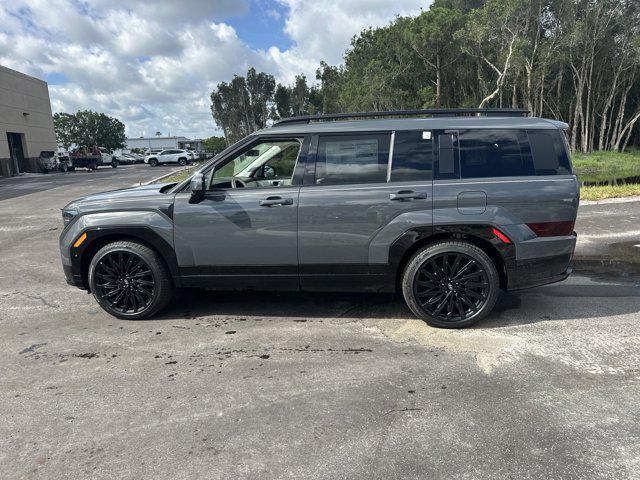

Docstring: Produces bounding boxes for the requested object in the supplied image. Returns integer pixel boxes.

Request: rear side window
[527,129,572,175]
[315,134,389,185]
[459,129,534,178]
[390,130,433,182]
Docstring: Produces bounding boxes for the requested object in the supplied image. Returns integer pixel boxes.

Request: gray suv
[59,109,579,328]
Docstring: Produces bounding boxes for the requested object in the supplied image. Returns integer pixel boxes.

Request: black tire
[149,158,158,167]
[401,241,500,329]
[59,162,68,172]
[178,157,187,166]
[68,165,75,172]
[91,162,98,170]
[88,240,173,320]
[111,160,118,168]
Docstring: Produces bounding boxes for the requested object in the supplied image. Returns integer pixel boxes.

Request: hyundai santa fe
[59,108,579,328]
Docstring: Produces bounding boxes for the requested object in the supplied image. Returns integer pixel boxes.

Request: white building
[126,136,203,152]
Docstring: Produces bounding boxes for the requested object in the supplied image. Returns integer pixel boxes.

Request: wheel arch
[75,227,180,291]
[390,225,515,291]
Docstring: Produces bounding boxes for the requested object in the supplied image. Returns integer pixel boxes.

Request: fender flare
[70,226,180,289]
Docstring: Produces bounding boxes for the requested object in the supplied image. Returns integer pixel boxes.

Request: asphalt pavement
[1,169,639,479]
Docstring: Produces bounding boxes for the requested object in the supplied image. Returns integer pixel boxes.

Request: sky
[0,0,429,139]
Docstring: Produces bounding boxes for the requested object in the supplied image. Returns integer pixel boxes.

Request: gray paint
[298,181,432,266]
[173,188,299,267]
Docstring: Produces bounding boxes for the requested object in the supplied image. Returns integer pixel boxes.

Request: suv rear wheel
[149,158,158,167]
[401,241,500,328]
[88,240,173,320]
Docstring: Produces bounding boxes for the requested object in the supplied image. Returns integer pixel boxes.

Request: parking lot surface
[1,170,639,479]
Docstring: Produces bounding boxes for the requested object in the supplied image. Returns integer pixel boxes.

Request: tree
[405,7,465,107]
[52,112,76,149]
[210,69,276,143]
[53,110,126,150]
[202,136,227,153]
[315,61,345,114]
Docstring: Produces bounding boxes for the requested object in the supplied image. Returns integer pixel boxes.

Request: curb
[571,257,640,277]
[580,195,640,206]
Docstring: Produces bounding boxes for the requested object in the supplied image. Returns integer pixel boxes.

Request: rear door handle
[259,196,294,207]
[390,190,428,201]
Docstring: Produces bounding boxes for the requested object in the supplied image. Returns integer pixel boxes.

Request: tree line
[210,0,640,153]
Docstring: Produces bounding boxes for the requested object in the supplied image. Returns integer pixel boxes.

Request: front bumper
[62,263,85,288]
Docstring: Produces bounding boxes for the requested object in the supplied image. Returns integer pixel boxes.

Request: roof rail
[273,108,530,126]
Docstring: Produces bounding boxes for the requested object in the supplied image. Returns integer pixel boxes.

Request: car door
[159,150,172,164]
[172,136,308,290]
[297,131,433,291]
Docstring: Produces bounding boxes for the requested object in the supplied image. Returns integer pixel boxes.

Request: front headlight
[62,209,78,227]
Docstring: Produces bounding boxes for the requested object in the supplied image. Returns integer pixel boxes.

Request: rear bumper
[506,233,576,291]
[507,264,572,291]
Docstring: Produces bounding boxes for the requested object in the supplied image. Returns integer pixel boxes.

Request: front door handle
[390,190,428,201]
[259,196,294,207]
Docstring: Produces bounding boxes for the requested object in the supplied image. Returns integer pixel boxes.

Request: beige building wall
[0,65,57,176]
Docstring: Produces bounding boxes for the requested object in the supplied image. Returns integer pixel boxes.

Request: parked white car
[98,147,117,166]
[145,149,192,167]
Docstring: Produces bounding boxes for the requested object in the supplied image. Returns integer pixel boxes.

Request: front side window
[209,139,301,189]
[315,134,390,185]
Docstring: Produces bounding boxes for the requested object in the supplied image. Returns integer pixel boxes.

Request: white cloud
[0,0,428,139]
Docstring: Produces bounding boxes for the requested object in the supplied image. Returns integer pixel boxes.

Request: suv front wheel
[88,240,173,319]
[401,241,500,328]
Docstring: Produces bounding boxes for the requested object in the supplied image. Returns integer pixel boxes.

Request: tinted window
[391,131,433,182]
[459,129,534,178]
[527,129,572,175]
[315,134,389,185]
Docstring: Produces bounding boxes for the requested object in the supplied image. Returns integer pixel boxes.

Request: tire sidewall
[150,158,158,167]
[88,243,164,320]
[402,242,500,328]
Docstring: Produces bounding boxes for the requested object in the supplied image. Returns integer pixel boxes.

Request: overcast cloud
[0,0,428,139]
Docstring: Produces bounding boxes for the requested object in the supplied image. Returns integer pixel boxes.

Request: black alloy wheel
[402,241,500,328]
[93,251,155,315]
[413,252,490,323]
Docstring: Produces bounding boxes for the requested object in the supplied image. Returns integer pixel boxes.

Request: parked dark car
[59,109,579,328]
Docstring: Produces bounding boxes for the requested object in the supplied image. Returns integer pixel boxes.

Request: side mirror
[189,173,205,204]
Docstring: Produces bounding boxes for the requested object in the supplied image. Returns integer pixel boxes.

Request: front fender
[59,210,177,288]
